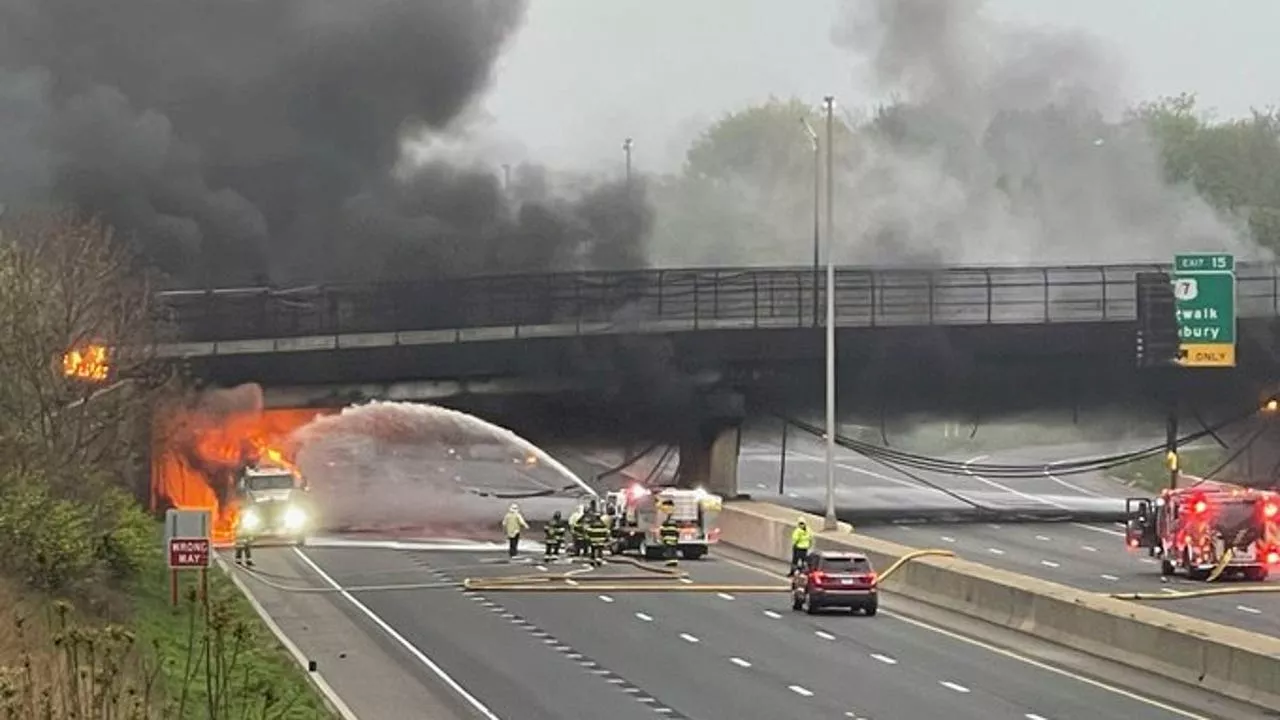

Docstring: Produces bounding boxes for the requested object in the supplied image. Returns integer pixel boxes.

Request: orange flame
[152,407,328,543]
[62,344,109,382]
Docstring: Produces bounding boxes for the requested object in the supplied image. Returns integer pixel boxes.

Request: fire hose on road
[460,548,958,593]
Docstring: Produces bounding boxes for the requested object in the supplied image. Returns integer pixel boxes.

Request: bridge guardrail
[155,262,1280,343]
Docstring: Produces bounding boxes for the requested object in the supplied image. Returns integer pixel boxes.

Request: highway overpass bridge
[153,261,1280,498]
[156,260,1280,397]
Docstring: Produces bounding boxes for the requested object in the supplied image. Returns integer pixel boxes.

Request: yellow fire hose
[1111,546,1280,600]
[461,548,957,593]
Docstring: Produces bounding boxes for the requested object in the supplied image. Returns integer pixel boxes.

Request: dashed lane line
[815,630,836,640]
[788,685,815,697]
[940,681,971,694]
[1040,560,1060,569]
[729,657,752,668]
[426,565,689,718]
[870,654,898,665]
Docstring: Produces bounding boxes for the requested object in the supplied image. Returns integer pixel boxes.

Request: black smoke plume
[0,0,652,287]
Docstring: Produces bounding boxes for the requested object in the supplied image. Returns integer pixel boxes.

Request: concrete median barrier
[718,501,1280,710]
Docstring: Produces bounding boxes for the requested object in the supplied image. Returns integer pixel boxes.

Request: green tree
[1133,94,1280,251]
[651,98,856,266]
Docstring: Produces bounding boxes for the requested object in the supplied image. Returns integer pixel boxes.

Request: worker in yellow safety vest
[789,518,812,575]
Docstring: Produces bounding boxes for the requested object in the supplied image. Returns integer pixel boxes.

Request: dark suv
[790,550,878,615]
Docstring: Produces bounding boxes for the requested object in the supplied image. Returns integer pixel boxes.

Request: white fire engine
[604,484,722,560]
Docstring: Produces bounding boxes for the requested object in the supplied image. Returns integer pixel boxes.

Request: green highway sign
[1172,252,1235,367]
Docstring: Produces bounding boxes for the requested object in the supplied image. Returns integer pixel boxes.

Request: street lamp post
[623,138,633,186]
[822,95,838,532]
[800,118,820,326]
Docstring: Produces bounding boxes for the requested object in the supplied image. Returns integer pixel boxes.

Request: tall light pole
[623,137,634,187]
[800,118,820,326]
[822,95,838,532]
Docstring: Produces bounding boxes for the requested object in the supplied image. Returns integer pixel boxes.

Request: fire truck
[604,484,722,561]
[1124,481,1280,581]
[235,463,313,547]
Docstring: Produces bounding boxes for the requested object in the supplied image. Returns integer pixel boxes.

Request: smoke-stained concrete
[827,0,1266,266]
[0,0,652,286]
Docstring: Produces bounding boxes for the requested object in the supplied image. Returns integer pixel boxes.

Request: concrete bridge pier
[675,389,746,498]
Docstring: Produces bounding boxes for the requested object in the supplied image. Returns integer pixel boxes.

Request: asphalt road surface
[736,436,1280,637]
[251,540,1260,720]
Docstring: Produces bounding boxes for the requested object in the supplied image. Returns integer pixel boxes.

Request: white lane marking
[1161,588,1178,594]
[815,631,836,640]
[755,483,767,489]
[679,577,694,584]
[763,610,782,619]
[1026,714,1049,720]
[1140,558,1157,564]
[790,450,920,489]
[565,578,579,586]
[1035,535,1051,541]
[788,685,814,697]
[787,492,800,498]
[719,555,1215,719]
[870,653,897,665]
[535,565,547,572]
[940,681,971,693]
[730,657,752,668]
[1082,546,1098,553]
[988,523,1003,530]
[964,455,1068,509]
[598,595,614,603]
[635,612,654,622]
[1040,560,1060,569]
[941,536,956,543]
[1100,574,1119,581]
[1072,522,1124,538]
[1236,605,1262,614]
[987,548,1006,555]
[1043,470,1106,497]
[717,592,736,600]
[291,549,504,720]
[679,633,700,643]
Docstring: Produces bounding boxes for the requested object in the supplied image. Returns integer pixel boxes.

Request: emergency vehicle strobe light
[1192,499,1207,514]
[629,484,649,498]
[1264,502,1278,519]
[1268,551,1280,565]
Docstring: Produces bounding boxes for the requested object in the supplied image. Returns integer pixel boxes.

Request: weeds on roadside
[0,588,329,720]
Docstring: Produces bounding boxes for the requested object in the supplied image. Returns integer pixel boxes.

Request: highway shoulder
[713,544,1274,720]
[223,547,478,720]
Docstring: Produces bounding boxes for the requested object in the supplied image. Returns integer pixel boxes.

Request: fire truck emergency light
[1264,502,1278,519]
[1192,499,1207,514]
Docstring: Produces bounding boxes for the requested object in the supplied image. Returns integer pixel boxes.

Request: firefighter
[544,511,568,562]
[789,518,812,576]
[659,514,680,567]
[586,512,611,566]
[502,503,529,559]
[234,512,255,567]
[569,504,587,557]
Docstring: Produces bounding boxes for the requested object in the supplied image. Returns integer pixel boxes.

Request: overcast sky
[470,0,1280,175]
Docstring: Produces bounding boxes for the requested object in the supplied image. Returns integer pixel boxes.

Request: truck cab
[236,465,312,546]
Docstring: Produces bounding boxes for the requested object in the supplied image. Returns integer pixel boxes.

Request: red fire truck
[1125,481,1280,581]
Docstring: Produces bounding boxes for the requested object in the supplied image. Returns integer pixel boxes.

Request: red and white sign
[168,537,211,569]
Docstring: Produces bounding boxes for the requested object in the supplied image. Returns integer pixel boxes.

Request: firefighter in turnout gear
[544,511,568,562]
[659,515,680,567]
[569,505,587,556]
[234,510,256,567]
[586,513,611,566]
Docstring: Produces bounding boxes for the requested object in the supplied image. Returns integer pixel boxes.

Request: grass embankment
[0,522,334,719]
[1107,447,1225,494]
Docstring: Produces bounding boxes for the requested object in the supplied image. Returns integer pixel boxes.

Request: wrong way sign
[168,538,211,569]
